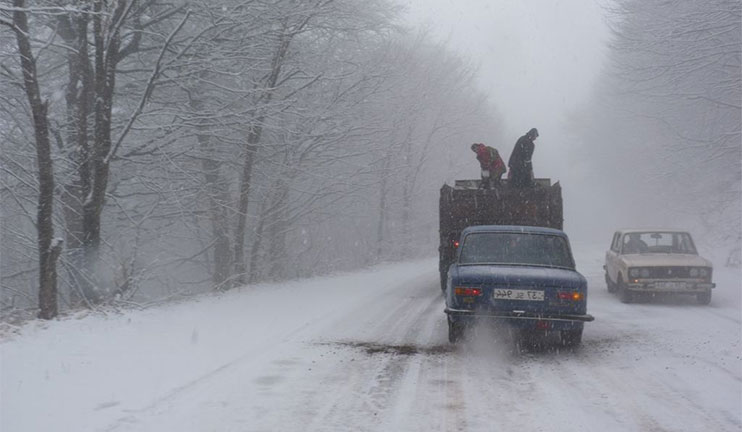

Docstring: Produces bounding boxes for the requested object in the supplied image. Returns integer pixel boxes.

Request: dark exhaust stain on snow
[94,401,121,411]
[336,341,454,356]
[429,379,456,386]
[254,375,285,386]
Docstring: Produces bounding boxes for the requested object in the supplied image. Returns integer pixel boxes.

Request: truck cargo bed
[438,179,563,290]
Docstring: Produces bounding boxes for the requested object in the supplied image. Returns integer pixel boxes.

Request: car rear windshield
[458,232,575,269]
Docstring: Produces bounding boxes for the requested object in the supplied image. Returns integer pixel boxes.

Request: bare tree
[3,0,63,319]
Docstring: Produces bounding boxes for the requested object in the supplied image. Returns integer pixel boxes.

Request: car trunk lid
[451,265,586,314]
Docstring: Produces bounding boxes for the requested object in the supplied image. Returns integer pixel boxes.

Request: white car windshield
[622,232,697,255]
[459,232,575,269]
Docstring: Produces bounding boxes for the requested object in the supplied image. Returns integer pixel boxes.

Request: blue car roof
[461,225,567,237]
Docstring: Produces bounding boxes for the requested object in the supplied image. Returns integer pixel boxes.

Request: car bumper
[445,307,594,322]
[626,281,715,293]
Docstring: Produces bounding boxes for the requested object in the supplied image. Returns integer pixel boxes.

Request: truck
[438,178,563,292]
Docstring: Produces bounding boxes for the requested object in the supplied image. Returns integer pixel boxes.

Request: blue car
[444,225,594,345]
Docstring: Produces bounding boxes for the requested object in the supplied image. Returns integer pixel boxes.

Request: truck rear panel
[438,179,563,290]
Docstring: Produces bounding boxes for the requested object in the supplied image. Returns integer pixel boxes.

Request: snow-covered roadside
[0,260,432,432]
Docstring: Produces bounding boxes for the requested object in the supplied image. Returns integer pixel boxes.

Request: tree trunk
[59,11,96,305]
[189,96,233,289]
[232,135,258,286]
[266,179,290,280]
[401,180,412,259]
[247,204,267,284]
[401,133,415,259]
[76,0,127,302]
[375,156,390,260]
[232,26,293,285]
[12,0,61,319]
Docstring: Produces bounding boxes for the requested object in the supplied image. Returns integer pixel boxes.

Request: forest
[1,0,502,319]
[567,0,741,258]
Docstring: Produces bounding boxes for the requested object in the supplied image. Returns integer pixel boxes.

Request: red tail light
[454,287,482,296]
[536,320,551,330]
[557,292,583,301]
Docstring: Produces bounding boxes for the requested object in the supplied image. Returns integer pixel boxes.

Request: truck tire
[696,291,712,305]
[448,316,464,344]
[561,328,583,347]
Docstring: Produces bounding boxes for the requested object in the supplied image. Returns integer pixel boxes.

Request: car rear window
[459,232,575,269]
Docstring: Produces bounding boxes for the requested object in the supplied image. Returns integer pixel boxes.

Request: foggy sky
[403,0,611,180]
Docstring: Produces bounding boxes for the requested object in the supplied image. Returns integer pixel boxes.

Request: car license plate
[654,281,688,290]
[493,289,544,301]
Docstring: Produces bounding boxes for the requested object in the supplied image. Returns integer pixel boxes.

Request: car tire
[448,316,464,344]
[605,272,616,293]
[618,275,633,304]
[696,291,712,305]
[561,328,583,347]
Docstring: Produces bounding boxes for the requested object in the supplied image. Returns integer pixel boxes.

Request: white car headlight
[640,268,650,278]
[629,268,640,278]
[689,268,699,278]
[699,268,709,278]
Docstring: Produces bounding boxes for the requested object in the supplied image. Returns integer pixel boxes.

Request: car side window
[621,235,630,253]
[611,233,619,252]
[619,234,631,254]
[676,233,698,254]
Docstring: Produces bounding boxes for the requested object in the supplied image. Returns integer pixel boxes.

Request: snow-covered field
[2,244,741,432]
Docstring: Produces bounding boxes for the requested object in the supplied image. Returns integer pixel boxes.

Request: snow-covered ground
[2,244,741,432]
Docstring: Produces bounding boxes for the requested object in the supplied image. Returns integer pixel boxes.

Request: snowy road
[2,246,741,432]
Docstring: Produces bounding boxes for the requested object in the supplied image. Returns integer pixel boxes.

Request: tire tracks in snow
[301,278,452,431]
[540,322,740,431]
[101,337,294,432]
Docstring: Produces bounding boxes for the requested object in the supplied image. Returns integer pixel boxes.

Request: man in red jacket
[471,143,506,189]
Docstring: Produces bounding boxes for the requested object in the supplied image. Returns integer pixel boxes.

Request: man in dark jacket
[508,128,538,187]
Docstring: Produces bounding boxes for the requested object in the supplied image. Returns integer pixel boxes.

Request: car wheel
[696,291,712,305]
[448,316,464,344]
[561,328,583,347]
[618,275,633,304]
[605,272,616,293]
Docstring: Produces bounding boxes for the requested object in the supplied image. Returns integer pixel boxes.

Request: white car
[604,229,715,304]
